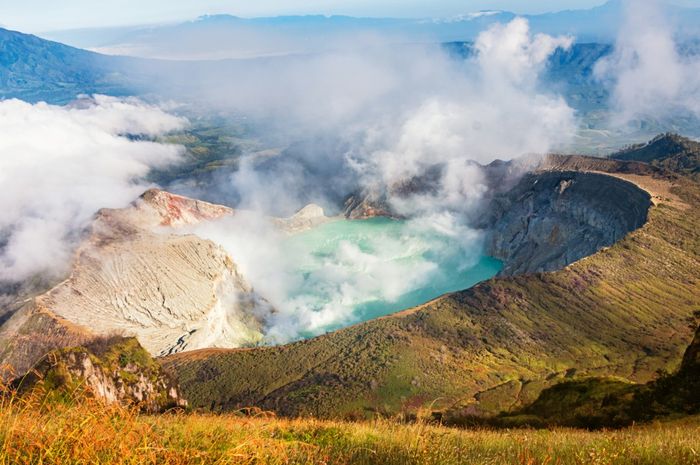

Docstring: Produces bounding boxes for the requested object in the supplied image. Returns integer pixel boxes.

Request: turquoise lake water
[280,217,502,337]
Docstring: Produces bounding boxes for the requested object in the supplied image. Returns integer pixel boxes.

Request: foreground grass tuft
[1,388,699,465]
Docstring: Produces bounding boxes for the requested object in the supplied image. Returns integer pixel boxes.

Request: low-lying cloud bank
[595,0,700,126]
[0,95,186,283]
[210,18,577,218]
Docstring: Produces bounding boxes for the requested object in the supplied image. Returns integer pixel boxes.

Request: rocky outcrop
[275,203,333,233]
[15,337,186,412]
[0,189,269,378]
[343,189,394,220]
[342,165,446,219]
[38,190,267,357]
[485,171,652,275]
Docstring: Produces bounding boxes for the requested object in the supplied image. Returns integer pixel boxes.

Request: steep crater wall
[484,171,652,275]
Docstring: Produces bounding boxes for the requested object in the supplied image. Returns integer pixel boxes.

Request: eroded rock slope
[0,190,266,376]
[14,337,187,412]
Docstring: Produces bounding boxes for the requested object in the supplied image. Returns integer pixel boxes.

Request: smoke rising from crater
[0,96,186,283]
[185,18,577,342]
[364,18,575,217]
[180,18,577,218]
[1,17,580,345]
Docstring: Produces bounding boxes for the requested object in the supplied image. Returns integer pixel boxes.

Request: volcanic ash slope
[0,190,269,375]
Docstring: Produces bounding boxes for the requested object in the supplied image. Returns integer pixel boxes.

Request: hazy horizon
[0,0,642,33]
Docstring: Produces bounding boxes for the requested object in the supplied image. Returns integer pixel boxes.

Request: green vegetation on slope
[14,336,184,412]
[447,320,700,430]
[149,121,250,188]
[6,272,699,463]
[164,163,700,419]
[482,320,700,430]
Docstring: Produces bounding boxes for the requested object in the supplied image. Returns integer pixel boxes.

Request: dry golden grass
[1,387,699,465]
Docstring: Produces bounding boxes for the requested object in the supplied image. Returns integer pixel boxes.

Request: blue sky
[0,0,610,31]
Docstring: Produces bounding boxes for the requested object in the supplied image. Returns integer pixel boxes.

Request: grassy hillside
[1,389,699,464]
[164,161,700,419]
[481,322,700,430]
[5,288,699,463]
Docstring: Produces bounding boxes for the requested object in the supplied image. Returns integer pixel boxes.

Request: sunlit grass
[1,386,699,465]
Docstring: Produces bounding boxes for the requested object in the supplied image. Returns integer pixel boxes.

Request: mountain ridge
[611,133,700,181]
[0,27,140,103]
[38,0,700,60]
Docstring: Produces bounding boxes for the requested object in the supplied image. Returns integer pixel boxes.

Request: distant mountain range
[39,0,700,60]
[0,28,141,103]
[1,4,698,148]
[0,24,611,111]
[1,23,690,146]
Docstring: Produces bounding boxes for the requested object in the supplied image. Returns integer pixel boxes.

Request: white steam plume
[595,0,700,126]
[0,95,187,282]
[193,210,489,343]
[214,18,576,218]
[358,18,575,216]
[191,18,577,342]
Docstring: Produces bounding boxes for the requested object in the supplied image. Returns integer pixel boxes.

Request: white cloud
[210,18,576,219]
[361,18,576,216]
[191,18,577,342]
[594,0,700,125]
[0,95,187,282]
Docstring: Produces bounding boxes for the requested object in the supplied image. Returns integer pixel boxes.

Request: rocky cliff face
[485,171,652,275]
[15,337,186,412]
[35,189,267,357]
[342,157,653,276]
